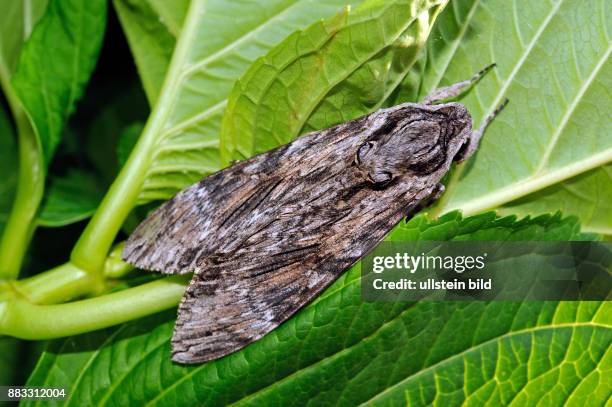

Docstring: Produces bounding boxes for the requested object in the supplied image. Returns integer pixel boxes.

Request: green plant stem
[14,262,102,304]
[70,0,206,274]
[0,244,133,309]
[0,67,44,279]
[0,275,188,339]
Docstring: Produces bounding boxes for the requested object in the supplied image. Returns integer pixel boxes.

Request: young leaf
[36,170,104,227]
[220,0,448,162]
[11,0,107,167]
[397,0,612,227]
[24,212,611,406]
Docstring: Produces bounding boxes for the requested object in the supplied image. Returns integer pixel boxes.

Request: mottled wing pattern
[122,115,370,274]
[122,102,472,363]
[170,191,411,363]
[171,247,321,363]
[122,168,262,274]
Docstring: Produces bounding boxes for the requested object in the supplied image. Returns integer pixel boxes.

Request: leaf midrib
[180,0,307,78]
[433,0,564,215]
[452,149,612,215]
[162,0,338,140]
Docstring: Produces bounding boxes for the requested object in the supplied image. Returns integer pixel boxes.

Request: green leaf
[119,0,366,203]
[145,0,189,36]
[400,0,612,227]
[220,0,447,162]
[0,106,17,234]
[0,0,107,276]
[0,0,48,83]
[36,170,104,227]
[498,164,612,235]
[25,212,611,406]
[11,0,107,167]
[0,0,49,276]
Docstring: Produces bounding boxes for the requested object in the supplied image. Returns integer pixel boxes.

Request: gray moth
[122,64,507,364]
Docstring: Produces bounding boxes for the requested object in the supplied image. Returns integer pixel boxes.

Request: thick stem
[0,244,132,309]
[69,115,156,272]
[13,262,102,304]
[70,0,207,273]
[0,275,188,339]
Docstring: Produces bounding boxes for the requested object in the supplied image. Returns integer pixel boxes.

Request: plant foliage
[0,0,609,405]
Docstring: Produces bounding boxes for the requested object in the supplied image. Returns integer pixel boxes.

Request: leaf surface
[11,0,107,167]
[113,0,183,106]
[401,0,612,226]
[0,0,48,82]
[25,212,611,406]
[498,164,612,235]
[220,0,448,162]
[115,0,366,203]
[36,170,104,227]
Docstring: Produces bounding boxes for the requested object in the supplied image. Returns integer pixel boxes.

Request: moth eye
[356,141,374,164]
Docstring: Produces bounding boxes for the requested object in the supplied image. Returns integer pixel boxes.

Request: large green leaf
[220,0,447,162]
[11,0,107,167]
[498,164,612,235]
[25,212,610,406]
[401,0,612,227]
[219,0,611,231]
[115,0,366,204]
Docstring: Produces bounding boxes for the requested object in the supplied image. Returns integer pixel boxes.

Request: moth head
[355,103,472,186]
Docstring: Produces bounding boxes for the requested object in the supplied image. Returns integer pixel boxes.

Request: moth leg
[421,63,496,105]
[429,183,445,201]
[456,98,509,161]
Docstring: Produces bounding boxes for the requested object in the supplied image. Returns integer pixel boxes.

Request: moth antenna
[421,63,498,105]
[457,98,509,161]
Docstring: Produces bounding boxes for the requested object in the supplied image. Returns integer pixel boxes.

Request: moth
[123,64,507,364]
